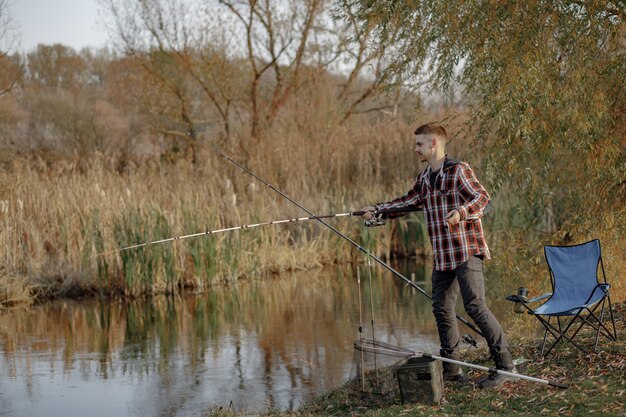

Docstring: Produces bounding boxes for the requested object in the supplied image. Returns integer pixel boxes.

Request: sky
[10,0,109,52]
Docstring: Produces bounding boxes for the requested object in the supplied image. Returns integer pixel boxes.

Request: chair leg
[542,312,590,358]
[607,295,617,340]
[535,300,615,358]
[540,316,550,357]
[593,300,607,352]
[545,295,617,356]
[539,316,588,358]
[565,305,610,354]
[569,300,617,346]
[567,309,598,344]
[586,303,617,343]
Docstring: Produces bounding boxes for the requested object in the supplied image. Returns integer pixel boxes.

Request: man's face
[415,133,436,162]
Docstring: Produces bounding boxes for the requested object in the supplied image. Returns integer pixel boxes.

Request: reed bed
[0,120,434,303]
[1,117,623,305]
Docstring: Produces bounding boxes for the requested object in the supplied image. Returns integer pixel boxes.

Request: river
[0,261,519,416]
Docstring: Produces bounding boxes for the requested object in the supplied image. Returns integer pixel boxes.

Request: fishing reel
[364,211,386,227]
[463,333,479,348]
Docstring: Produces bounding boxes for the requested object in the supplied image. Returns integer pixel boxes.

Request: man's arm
[362,178,424,220]
[455,163,490,222]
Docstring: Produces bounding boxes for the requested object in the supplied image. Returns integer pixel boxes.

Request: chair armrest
[583,283,611,305]
[505,292,551,303]
[527,292,552,303]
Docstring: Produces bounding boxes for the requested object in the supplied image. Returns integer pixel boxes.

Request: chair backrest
[544,239,601,304]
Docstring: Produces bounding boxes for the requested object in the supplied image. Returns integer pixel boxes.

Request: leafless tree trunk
[0,0,22,96]
[218,0,326,143]
[99,0,414,158]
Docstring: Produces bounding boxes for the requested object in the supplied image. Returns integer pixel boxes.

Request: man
[362,123,516,389]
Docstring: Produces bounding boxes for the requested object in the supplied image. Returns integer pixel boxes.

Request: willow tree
[342,1,625,244]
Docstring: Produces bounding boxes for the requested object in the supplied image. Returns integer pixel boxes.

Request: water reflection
[0,261,518,416]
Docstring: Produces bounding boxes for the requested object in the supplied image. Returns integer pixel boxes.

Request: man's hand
[446,209,461,226]
[361,205,376,221]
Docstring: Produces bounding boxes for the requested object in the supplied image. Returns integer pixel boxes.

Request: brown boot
[442,352,469,384]
[444,368,469,384]
[478,349,517,389]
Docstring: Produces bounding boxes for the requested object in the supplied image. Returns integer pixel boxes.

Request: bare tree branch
[0,0,21,96]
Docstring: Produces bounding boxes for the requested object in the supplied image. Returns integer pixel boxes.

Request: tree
[0,0,21,96]
[343,1,626,238]
[98,0,410,160]
[26,44,87,92]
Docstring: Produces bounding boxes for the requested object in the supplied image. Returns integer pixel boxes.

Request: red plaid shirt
[375,157,491,271]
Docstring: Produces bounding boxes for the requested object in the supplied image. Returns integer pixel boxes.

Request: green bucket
[396,356,444,404]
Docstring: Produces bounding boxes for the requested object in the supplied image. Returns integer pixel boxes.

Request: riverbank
[208,302,625,417]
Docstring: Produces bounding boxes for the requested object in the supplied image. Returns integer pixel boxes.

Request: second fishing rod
[170,122,484,344]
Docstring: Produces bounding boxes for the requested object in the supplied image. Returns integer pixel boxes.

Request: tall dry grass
[0,118,435,303]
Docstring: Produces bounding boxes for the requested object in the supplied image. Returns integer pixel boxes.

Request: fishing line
[366,255,379,385]
[356,267,366,391]
[162,119,484,343]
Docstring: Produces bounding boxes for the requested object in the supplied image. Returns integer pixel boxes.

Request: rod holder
[514,287,529,314]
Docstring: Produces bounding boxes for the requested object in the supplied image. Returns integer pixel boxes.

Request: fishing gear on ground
[352,339,568,391]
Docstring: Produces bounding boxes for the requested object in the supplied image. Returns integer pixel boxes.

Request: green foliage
[93,220,110,296]
[183,209,219,288]
[344,0,626,236]
[339,1,626,294]
[112,208,177,296]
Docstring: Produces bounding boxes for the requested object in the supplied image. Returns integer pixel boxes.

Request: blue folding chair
[507,239,617,358]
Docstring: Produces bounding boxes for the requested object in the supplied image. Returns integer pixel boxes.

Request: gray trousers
[431,255,510,370]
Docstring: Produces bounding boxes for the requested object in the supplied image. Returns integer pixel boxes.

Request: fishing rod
[166,121,484,343]
[363,339,568,388]
[96,207,418,257]
[419,352,568,389]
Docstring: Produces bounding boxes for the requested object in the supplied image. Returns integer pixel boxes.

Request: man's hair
[414,123,447,139]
